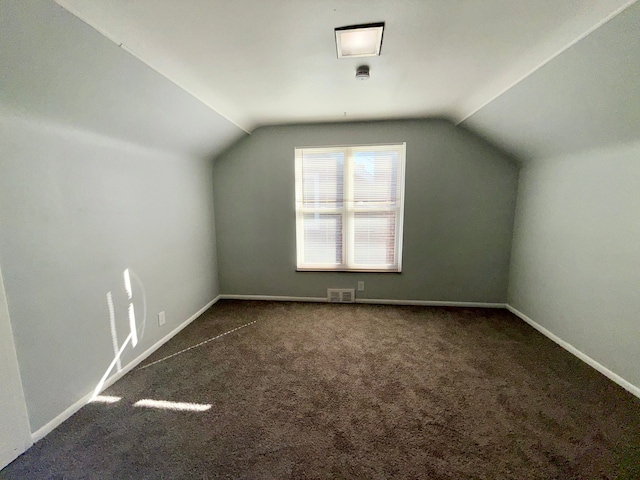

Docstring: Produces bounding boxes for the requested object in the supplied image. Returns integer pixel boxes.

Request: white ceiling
[55,0,635,133]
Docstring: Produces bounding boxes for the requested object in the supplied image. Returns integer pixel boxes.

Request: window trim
[294,143,406,273]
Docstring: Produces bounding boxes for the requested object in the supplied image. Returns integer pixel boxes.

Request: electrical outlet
[158,311,166,326]
[357,281,365,291]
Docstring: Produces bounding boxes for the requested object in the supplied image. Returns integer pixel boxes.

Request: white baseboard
[31,296,220,443]
[356,298,506,308]
[220,294,328,303]
[219,294,506,308]
[506,304,640,400]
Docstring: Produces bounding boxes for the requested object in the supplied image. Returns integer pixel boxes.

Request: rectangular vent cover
[327,288,355,303]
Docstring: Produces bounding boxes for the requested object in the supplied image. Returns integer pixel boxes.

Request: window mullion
[343,147,352,269]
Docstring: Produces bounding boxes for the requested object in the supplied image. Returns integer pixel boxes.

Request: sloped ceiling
[6,0,636,160]
[0,0,245,159]
[54,1,635,138]
[462,0,640,161]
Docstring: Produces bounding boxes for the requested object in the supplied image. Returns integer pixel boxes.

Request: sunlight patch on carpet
[133,399,212,412]
[90,395,122,404]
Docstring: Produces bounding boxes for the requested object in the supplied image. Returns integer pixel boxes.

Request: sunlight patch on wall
[124,268,138,347]
[91,331,133,401]
[128,302,138,347]
[106,291,122,372]
[123,268,133,300]
[92,268,148,401]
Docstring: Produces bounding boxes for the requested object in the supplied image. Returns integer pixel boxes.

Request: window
[295,143,406,272]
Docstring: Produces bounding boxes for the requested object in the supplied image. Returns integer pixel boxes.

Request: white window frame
[295,143,406,272]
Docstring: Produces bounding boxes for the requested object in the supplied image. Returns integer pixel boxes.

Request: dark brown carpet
[3,300,640,479]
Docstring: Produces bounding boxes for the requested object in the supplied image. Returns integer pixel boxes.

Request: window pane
[302,152,344,208]
[353,150,399,208]
[295,144,404,271]
[303,213,342,264]
[353,212,396,265]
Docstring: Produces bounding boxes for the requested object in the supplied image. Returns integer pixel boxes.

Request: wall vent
[327,288,355,303]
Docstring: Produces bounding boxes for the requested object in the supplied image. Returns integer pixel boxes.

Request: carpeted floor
[3,300,640,479]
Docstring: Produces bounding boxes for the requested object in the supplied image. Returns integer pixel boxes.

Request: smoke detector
[355,65,370,81]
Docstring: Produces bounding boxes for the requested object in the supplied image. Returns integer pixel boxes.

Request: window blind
[295,143,406,272]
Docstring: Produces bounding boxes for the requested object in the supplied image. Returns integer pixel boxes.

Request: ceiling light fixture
[335,22,384,59]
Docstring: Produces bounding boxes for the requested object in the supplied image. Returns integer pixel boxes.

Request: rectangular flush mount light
[335,23,384,58]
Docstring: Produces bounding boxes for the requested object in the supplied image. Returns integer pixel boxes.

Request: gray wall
[213,120,519,302]
[462,1,640,392]
[509,141,640,389]
[0,265,32,467]
[0,0,244,434]
[0,117,220,431]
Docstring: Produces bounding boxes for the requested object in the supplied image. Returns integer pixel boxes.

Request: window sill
[296,268,401,273]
